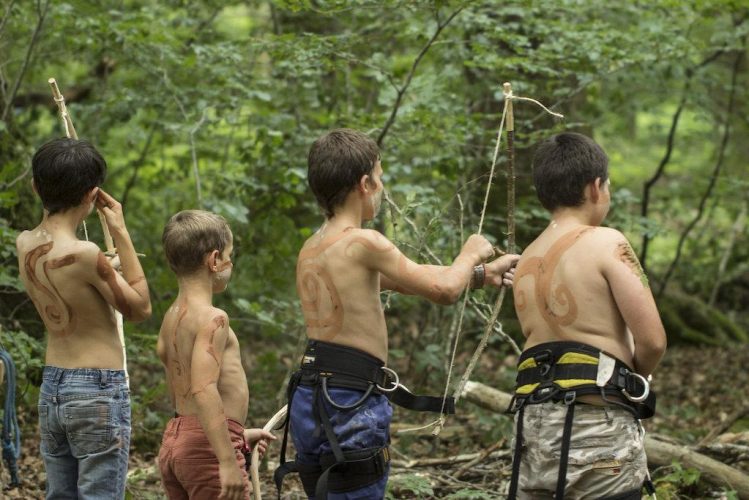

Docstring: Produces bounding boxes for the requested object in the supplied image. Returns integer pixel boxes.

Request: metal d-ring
[321,377,374,410]
[621,372,650,403]
[376,366,400,393]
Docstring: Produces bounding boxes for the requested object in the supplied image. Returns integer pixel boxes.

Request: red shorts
[158,415,250,500]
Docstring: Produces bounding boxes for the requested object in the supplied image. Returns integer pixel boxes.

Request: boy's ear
[358,174,371,194]
[31,179,39,196]
[589,177,603,203]
[84,187,99,204]
[205,250,220,271]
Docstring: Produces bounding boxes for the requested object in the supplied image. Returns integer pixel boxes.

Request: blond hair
[162,210,232,275]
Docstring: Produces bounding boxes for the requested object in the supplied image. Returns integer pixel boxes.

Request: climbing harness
[507,341,656,499]
[274,340,454,499]
[0,348,21,487]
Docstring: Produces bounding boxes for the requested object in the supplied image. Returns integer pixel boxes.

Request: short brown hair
[308,128,380,219]
[162,210,232,275]
[532,132,609,211]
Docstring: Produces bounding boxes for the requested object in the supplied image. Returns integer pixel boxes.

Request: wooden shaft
[251,405,288,500]
[503,82,514,132]
[48,78,78,140]
[48,78,115,252]
[504,82,516,253]
[49,77,124,382]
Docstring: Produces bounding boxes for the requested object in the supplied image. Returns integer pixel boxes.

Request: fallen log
[461,380,749,498]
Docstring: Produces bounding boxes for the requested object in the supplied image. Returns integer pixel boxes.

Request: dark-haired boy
[16,138,152,498]
[157,210,275,500]
[276,128,520,499]
[507,132,666,499]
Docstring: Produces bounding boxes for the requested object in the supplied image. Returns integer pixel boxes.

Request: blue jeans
[38,366,131,500]
[290,385,393,500]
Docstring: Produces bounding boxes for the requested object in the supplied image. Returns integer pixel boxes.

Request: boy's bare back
[157,302,249,424]
[297,225,499,362]
[514,223,662,375]
[17,226,145,369]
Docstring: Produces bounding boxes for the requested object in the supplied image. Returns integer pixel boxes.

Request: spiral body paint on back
[24,242,77,336]
[515,227,594,336]
[296,229,355,341]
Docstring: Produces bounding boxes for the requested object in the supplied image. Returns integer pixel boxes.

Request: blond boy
[157,211,274,500]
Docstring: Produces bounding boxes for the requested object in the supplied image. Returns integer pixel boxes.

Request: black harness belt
[274,340,454,499]
[506,341,656,500]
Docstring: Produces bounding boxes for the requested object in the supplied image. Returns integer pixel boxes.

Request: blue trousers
[290,385,393,499]
[38,366,131,500]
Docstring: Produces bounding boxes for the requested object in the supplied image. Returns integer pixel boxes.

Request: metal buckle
[621,372,650,403]
[563,391,576,405]
[376,366,400,392]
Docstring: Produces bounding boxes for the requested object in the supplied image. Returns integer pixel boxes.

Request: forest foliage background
[0,0,748,495]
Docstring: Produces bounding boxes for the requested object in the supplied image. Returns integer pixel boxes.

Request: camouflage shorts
[512,401,648,499]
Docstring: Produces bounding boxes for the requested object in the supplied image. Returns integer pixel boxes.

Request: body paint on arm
[96,252,133,319]
[616,241,649,289]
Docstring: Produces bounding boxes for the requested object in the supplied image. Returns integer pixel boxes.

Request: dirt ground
[3,344,748,499]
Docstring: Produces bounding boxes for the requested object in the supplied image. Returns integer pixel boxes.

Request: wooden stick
[48,78,126,385]
[250,405,288,500]
[451,82,517,406]
[48,78,116,252]
[391,449,511,469]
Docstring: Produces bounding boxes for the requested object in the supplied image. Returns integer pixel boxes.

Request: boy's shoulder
[345,228,395,252]
[197,305,229,329]
[16,230,101,262]
[583,226,632,253]
[299,227,394,260]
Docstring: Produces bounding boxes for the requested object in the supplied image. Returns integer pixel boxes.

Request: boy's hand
[95,189,128,236]
[463,234,494,263]
[218,460,246,500]
[485,254,521,287]
[105,253,122,273]
[243,428,276,460]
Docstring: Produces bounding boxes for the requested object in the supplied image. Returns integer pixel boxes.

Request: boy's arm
[191,314,245,499]
[84,189,151,321]
[353,230,494,305]
[380,254,519,294]
[601,230,666,376]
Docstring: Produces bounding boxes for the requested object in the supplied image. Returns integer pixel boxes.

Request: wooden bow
[48,78,128,386]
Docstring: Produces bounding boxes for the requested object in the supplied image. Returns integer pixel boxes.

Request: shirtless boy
[16,138,151,499]
[275,128,520,499]
[157,210,274,500]
[507,132,667,499]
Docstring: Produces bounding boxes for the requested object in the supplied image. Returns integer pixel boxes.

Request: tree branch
[120,126,158,209]
[376,5,465,146]
[0,0,16,41]
[639,92,687,270]
[639,46,729,269]
[708,199,747,307]
[657,49,743,298]
[1,0,50,121]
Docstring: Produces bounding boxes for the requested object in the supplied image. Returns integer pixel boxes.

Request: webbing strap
[507,405,524,499]
[388,386,455,414]
[555,402,576,499]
